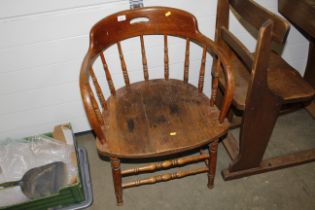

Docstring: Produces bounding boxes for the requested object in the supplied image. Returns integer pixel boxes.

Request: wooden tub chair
[79,7,234,205]
[214,0,315,180]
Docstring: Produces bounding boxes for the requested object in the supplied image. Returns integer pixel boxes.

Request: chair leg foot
[111,157,123,205]
[207,140,218,189]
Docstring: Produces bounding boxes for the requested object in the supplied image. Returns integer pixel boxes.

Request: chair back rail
[215,0,289,74]
[164,35,169,80]
[80,7,234,144]
[117,42,130,86]
[198,46,207,93]
[140,35,149,81]
[183,38,190,83]
[100,52,116,96]
[216,0,289,44]
[89,67,107,110]
[220,27,254,70]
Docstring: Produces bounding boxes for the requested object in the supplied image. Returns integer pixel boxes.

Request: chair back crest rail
[80,7,234,145]
[216,0,289,45]
[216,0,290,74]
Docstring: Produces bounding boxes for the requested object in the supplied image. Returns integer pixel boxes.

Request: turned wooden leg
[110,157,123,206]
[208,140,218,189]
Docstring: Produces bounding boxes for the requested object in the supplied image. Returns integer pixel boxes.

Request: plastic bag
[0,135,77,207]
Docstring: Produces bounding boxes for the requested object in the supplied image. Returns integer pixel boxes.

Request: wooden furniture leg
[222,96,315,180]
[110,157,123,206]
[304,41,315,89]
[208,140,219,189]
[233,97,281,170]
[305,41,315,118]
[222,83,315,180]
[216,0,315,181]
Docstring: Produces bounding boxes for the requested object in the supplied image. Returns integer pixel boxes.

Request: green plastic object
[0,132,85,210]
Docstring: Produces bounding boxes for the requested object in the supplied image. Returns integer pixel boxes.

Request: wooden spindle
[122,153,209,175]
[183,38,190,83]
[87,86,104,126]
[210,59,221,106]
[89,68,107,110]
[100,52,116,96]
[200,149,209,167]
[164,35,169,80]
[140,35,149,81]
[198,46,207,93]
[122,167,209,188]
[117,42,130,85]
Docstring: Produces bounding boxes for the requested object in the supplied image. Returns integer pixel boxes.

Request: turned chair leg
[110,157,123,206]
[208,140,219,189]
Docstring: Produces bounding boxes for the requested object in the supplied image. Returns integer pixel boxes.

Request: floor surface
[77,109,315,210]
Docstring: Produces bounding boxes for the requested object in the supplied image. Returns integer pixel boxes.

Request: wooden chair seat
[219,51,315,110]
[97,79,229,158]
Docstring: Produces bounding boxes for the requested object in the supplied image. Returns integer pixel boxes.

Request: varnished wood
[304,42,315,89]
[215,0,315,180]
[87,85,105,128]
[122,153,209,175]
[279,0,315,117]
[89,68,107,110]
[208,140,218,189]
[98,80,229,158]
[164,35,169,80]
[122,167,209,188]
[100,52,116,96]
[222,132,239,160]
[200,149,209,167]
[220,27,254,70]
[183,38,190,83]
[215,0,229,42]
[198,46,206,93]
[222,148,315,180]
[210,59,220,106]
[230,0,290,43]
[117,42,130,86]
[111,157,123,205]
[306,102,315,119]
[278,0,315,38]
[229,21,281,170]
[140,35,149,81]
[219,51,315,110]
[80,7,235,205]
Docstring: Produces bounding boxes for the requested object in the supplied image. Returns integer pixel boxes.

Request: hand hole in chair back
[129,16,150,24]
[79,6,234,205]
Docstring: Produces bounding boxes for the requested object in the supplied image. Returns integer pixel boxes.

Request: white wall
[0,0,308,139]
